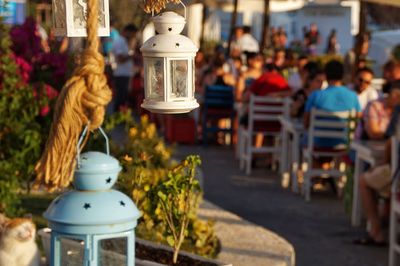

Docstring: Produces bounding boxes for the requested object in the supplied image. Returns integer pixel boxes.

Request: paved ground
[199,200,295,266]
[175,145,388,266]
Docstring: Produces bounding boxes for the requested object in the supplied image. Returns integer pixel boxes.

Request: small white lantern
[140,11,199,114]
[52,0,110,37]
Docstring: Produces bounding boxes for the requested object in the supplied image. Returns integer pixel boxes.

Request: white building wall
[214,2,356,54]
[294,5,353,54]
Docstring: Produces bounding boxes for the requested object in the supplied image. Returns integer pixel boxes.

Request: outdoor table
[350,140,386,227]
[279,116,304,192]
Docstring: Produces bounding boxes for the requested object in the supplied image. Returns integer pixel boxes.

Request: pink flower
[44,84,58,100]
[40,105,50,117]
[12,55,32,83]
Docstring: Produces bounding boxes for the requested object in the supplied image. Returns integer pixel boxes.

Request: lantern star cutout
[106,177,112,184]
[120,201,126,207]
[83,203,91,210]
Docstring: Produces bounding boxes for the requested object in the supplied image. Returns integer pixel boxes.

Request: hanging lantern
[52,0,110,37]
[140,7,199,114]
[44,127,140,266]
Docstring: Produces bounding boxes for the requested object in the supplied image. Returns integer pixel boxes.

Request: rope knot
[78,49,105,77]
[34,0,112,191]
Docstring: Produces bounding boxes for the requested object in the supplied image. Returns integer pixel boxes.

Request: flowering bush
[9,17,42,62]
[0,16,65,216]
[0,18,45,216]
[10,17,70,90]
[33,52,69,89]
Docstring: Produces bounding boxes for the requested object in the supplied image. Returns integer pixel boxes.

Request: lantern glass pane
[53,0,66,29]
[147,58,164,100]
[100,238,127,265]
[72,0,106,30]
[60,238,84,264]
[170,59,188,99]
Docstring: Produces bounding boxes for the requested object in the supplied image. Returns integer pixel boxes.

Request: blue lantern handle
[76,125,110,166]
[152,0,186,19]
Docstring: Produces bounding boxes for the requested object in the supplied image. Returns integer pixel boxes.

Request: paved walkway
[175,145,388,266]
[199,201,295,266]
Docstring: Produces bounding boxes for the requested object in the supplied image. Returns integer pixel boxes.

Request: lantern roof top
[141,10,197,54]
[44,151,140,235]
[153,11,185,26]
[141,34,198,54]
[44,189,140,234]
[76,151,121,174]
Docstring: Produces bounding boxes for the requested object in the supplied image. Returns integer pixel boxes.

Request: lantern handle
[151,0,186,20]
[76,125,110,166]
[179,0,187,20]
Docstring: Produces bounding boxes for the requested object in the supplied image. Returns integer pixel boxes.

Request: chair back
[248,94,290,132]
[202,85,235,146]
[307,108,357,153]
[204,85,234,109]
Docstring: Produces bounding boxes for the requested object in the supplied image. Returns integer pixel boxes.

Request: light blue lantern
[44,127,140,266]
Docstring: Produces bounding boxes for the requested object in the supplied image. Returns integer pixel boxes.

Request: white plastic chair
[302,108,356,201]
[238,95,290,175]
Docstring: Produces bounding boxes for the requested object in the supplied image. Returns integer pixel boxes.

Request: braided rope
[34,0,112,191]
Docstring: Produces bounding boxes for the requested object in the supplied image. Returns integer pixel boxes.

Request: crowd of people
[193,24,400,247]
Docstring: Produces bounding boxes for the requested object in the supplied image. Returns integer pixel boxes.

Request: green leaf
[157,191,167,201]
[166,235,175,247]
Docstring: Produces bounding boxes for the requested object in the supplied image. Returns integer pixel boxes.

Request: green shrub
[114,115,220,259]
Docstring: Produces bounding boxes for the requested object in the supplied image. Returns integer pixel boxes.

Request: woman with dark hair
[290,69,325,118]
[201,56,236,92]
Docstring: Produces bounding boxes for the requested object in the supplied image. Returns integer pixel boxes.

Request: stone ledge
[199,201,295,266]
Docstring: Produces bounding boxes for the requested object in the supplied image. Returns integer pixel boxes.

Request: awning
[194,0,305,12]
[362,0,400,7]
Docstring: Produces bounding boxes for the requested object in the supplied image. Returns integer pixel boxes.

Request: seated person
[383,80,400,139]
[361,81,400,140]
[355,138,393,246]
[236,52,264,101]
[290,69,325,118]
[243,63,292,102]
[354,82,400,246]
[304,60,362,147]
[382,61,400,94]
[240,63,291,156]
[287,55,309,92]
[351,67,379,111]
[202,57,236,91]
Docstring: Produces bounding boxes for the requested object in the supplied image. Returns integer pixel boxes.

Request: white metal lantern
[52,0,110,37]
[140,10,199,114]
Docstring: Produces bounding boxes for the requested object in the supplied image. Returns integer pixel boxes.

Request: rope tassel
[143,0,181,13]
[34,0,112,191]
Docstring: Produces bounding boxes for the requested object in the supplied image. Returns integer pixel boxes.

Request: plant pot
[39,228,231,266]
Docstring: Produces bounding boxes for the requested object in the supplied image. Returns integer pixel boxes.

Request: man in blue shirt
[304,60,362,147]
